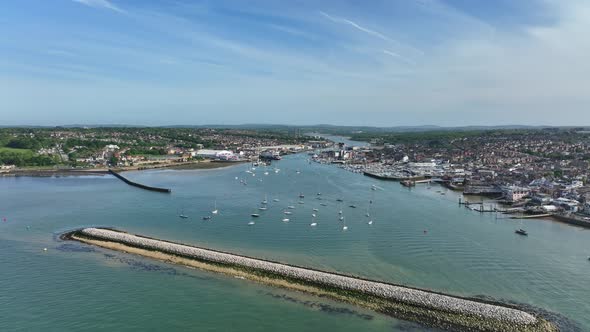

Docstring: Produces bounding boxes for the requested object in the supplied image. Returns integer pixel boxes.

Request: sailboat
[211,200,218,215]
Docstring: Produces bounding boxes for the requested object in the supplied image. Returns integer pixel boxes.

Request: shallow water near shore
[0,153,589,331]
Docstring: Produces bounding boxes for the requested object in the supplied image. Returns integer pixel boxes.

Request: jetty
[363,172,427,182]
[65,228,556,332]
[108,170,171,193]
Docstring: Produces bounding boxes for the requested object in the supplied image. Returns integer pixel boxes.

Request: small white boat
[320,203,327,206]
[365,213,370,217]
[248,221,255,225]
[282,218,290,222]
[264,171,269,175]
[339,216,344,221]
[342,225,348,231]
[368,220,373,225]
[312,213,316,218]
[310,222,317,227]
[287,205,295,209]
[212,200,218,214]
[284,211,292,215]
[273,198,280,202]
[258,207,267,211]
[298,201,305,204]
[312,208,319,212]
[251,213,260,217]
[179,214,188,219]
[338,210,343,215]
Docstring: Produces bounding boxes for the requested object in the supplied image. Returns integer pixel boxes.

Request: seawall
[108,169,171,193]
[66,228,557,332]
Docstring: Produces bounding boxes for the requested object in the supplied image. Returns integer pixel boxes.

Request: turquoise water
[1,154,589,331]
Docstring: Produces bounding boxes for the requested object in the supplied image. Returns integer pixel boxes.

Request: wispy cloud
[72,0,125,13]
[382,50,415,65]
[319,10,424,56]
[319,11,393,43]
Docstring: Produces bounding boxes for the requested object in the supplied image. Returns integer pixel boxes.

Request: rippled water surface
[1,154,589,331]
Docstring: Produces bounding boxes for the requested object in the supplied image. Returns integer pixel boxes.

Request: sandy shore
[66,228,557,332]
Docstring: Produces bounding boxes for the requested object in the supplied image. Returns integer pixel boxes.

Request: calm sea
[0,154,588,331]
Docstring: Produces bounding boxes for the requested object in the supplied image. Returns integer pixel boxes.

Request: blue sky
[1,0,589,126]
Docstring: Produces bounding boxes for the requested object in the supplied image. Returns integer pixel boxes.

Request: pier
[65,228,557,332]
[108,169,171,193]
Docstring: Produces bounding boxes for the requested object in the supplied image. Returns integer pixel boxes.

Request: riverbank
[0,160,244,177]
[65,228,557,332]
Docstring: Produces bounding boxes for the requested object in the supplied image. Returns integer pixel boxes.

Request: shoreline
[0,160,245,178]
[65,228,557,332]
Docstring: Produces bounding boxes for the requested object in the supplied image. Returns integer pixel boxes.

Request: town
[311,128,590,227]
[2,126,590,227]
[0,127,323,173]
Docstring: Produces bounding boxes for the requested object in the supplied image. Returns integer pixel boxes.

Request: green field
[0,147,35,157]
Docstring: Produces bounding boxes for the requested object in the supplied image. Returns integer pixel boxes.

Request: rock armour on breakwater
[71,228,552,331]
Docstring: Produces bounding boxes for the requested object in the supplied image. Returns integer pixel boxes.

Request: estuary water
[1,154,589,331]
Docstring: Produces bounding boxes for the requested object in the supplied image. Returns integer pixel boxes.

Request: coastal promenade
[66,228,556,332]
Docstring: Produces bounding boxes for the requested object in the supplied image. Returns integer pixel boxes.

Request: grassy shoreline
[0,160,244,177]
[65,229,557,332]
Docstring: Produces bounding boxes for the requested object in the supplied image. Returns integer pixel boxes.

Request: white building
[504,186,530,202]
[194,149,235,160]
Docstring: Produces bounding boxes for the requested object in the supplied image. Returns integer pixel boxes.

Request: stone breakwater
[69,228,556,332]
